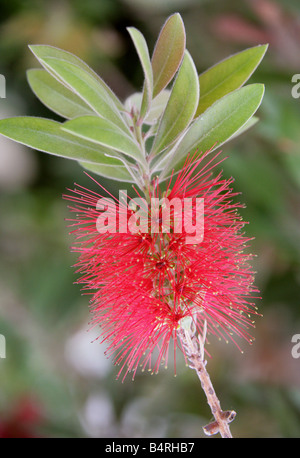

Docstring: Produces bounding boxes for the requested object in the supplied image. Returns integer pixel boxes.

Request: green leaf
[29,45,123,110]
[151,51,199,155]
[27,69,94,119]
[195,44,268,117]
[229,116,259,141]
[28,45,130,135]
[159,84,265,178]
[61,116,144,164]
[127,27,153,119]
[124,92,142,110]
[79,161,135,183]
[0,116,124,165]
[152,13,186,98]
[40,57,131,135]
[124,90,170,125]
[145,90,170,125]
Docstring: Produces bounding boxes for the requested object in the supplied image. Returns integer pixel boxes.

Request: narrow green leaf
[124,92,143,116]
[127,27,153,119]
[151,51,199,155]
[29,45,123,111]
[79,161,135,183]
[195,44,268,117]
[152,13,186,98]
[61,116,144,164]
[39,57,131,135]
[145,90,170,124]
[27,69,94,119]
[229,116,259,141]
[0,116,124,165]
[124,90,170,125]
[159,84,265,178]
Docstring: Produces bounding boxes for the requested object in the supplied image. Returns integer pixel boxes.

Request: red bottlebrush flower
[64,151,260,381]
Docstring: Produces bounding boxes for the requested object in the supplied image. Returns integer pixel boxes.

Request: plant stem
[131,113,153,202]
[178,326,236,438]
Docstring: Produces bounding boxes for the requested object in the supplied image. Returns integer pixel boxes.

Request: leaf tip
[28,44,37,53]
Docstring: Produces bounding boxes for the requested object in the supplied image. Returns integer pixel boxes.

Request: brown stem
[178,326,236,438]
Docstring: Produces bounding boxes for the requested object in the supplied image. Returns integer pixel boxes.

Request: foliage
[0,13,267,192]
[1,0,300,439]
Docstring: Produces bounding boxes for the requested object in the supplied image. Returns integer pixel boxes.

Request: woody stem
[178,326,235,438]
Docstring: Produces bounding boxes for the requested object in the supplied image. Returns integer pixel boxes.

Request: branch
[178,323,236,438]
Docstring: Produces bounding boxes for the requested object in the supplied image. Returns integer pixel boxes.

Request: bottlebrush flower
[64,151,260,381]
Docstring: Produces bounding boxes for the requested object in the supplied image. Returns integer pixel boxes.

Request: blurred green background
[0,0,300,438]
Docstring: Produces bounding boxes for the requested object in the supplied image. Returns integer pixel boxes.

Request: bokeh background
[0,0,300,438]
